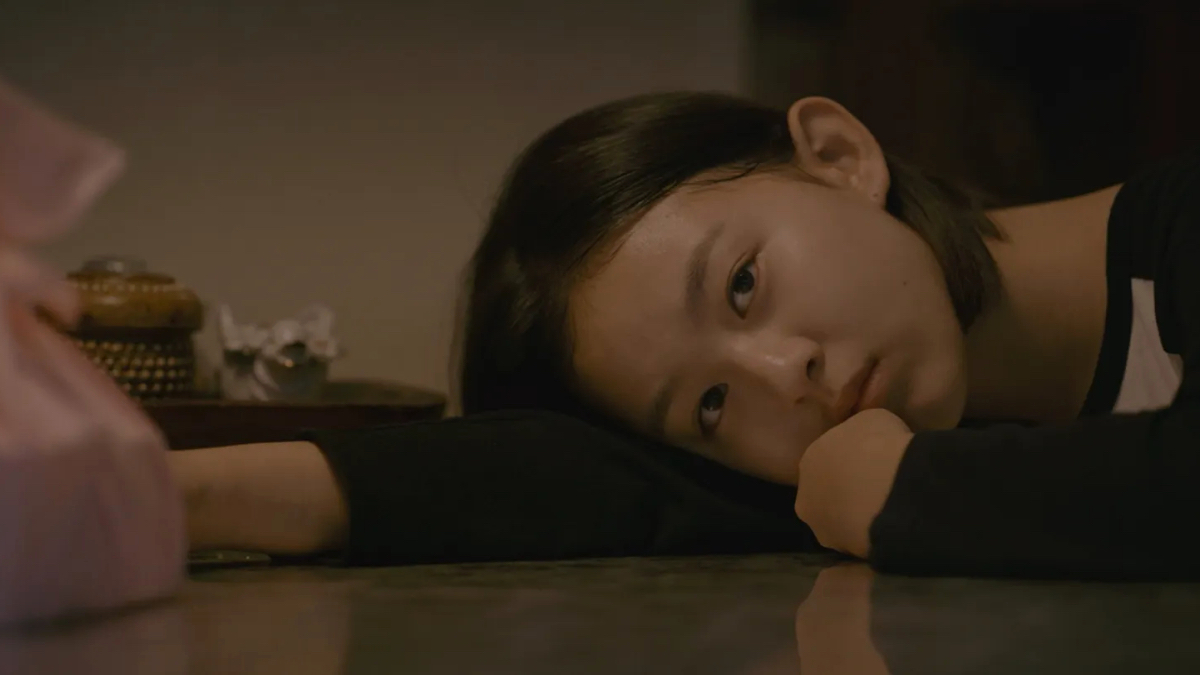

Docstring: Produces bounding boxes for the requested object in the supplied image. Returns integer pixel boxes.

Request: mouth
[833,358,878,424]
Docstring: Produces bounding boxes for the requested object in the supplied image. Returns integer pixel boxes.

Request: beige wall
[0,0,747,397]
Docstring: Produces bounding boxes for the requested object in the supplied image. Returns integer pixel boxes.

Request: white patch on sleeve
[1113,279,1183,413]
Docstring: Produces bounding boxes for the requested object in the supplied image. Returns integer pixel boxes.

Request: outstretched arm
[174,411,813,567]
[170,441,348,556]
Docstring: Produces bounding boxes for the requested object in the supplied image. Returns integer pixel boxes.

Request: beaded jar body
[66,257,204,400]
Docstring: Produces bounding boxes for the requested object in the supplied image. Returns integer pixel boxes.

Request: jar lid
[80,255,148,275]
[68,256,204,331]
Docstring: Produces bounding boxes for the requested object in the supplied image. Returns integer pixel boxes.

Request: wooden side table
[145,379,446,450]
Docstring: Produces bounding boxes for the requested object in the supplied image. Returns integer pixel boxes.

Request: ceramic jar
[66,256,204,400]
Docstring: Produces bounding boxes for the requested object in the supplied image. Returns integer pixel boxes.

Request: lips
[831,358,878,424]
[851,360,881,416]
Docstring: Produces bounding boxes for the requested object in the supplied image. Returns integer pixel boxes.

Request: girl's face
[569,169,967,484]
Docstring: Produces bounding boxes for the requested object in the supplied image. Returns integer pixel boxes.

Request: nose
[730,331,824,405]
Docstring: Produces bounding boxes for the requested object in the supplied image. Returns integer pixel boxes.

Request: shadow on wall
[750,0,1200,206]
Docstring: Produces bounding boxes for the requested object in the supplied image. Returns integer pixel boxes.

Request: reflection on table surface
[4,553,1200,674]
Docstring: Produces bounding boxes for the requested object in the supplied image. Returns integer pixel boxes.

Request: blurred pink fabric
[0,76,186,626]
[0,79,125,245]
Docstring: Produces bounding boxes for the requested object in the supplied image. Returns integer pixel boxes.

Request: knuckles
[23,414,164,459]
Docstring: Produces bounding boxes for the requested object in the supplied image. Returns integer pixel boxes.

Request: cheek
[868,256,966,432]
[905,322,968,430]
[802,221,966,429]
[717,397,826,485]
[769,221,928,334]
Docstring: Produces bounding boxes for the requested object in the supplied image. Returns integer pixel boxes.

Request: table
[4,554,1200,673]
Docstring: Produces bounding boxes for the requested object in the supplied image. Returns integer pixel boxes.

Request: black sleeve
[303,410,814,566]
[869,150,1200,579]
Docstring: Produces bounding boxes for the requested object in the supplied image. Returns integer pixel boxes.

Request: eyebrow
[685,221,725,326]
[648,221,725,437]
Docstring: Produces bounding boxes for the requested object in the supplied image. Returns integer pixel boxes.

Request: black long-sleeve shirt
[308,150,1200,578]
[871,150,1200,579]
[307,411,816,565]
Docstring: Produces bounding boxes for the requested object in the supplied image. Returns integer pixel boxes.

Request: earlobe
[786,97,890,207]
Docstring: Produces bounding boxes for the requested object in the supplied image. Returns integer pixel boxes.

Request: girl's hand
[0,76,185,626]
[0,251,188,626]
[795,409,913,558]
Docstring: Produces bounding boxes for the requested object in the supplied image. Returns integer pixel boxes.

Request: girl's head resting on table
[457,92,1003,485]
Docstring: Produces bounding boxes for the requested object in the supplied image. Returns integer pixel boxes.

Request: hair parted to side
[456,91,1001,416]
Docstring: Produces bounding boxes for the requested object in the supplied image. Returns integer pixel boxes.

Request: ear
[786,97,889,207]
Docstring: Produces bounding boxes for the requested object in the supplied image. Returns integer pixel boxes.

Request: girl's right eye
[697,383,728,436]
[728,258,757,317]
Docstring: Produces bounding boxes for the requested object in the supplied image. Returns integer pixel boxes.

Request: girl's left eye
[728,259,757,317]
[697,383,728,436]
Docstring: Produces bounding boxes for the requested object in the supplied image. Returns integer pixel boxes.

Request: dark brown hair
[456,92,1000,416]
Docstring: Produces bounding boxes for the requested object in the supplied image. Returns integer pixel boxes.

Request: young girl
[449,90,1197,578]
[175,91,1200,580]
[9,89,1198,625]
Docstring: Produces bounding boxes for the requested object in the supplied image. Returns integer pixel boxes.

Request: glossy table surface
[4,553,1200,674]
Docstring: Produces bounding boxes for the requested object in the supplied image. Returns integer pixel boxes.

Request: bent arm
[869,399,1200,579]
[169,441,348,555]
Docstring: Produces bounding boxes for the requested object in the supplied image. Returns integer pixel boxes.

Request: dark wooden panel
[749,0,1200,204]
[145,379,446,450]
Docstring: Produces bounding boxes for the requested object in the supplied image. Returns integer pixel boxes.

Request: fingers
[0,294,86,449]
[0,246,80,326]
[0,287,20,390]
[0,246,162,448]
[0,286,156,452]
[18,305,157,442]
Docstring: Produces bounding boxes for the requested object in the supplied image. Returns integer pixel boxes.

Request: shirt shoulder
[1083,149,1200,414]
